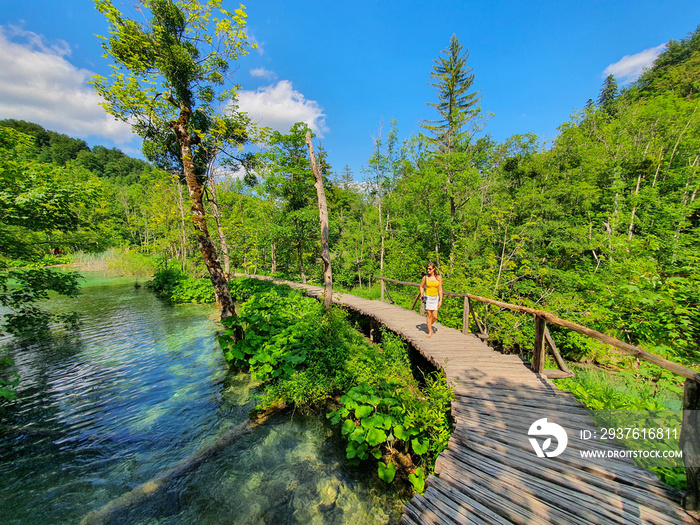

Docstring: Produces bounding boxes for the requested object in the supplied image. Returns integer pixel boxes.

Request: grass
[73,248,157,277]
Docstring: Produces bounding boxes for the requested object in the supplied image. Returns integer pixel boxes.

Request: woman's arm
[438,276,443,306]
[419,276,426,297]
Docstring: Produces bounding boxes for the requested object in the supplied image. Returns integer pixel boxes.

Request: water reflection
[0,275,404,524]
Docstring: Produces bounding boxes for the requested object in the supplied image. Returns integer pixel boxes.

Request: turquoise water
[0,275,404,524]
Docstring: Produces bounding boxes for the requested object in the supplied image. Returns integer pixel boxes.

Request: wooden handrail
[374,276,700,383]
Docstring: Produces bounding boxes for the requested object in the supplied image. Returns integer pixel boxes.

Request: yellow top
[425,278,439,296]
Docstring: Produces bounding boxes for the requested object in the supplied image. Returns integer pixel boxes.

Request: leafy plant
[408,467,426,492]
[149,268,185,299]
[327,374,452,493]
[149,269,214,303]
[378,461,397,483]
[218,278,455,492]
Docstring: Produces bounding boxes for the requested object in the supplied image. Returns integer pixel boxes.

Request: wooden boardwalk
[236,276,697,524]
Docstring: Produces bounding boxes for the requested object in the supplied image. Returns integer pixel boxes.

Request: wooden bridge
[235,274,699,524]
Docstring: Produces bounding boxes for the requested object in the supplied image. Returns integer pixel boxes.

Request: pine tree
[421,34,482,152]
[421,35,483,272]
[598,74,619,114]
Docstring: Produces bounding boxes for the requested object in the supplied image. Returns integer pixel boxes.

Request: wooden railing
[375,275,700,510]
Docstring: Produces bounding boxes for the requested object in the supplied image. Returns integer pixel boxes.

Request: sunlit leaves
[92,0,254,145]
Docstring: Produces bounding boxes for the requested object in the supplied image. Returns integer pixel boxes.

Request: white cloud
[0,25,135,144]
[603,43,667,84]
[237,80,328,137]
[250,67,277,80]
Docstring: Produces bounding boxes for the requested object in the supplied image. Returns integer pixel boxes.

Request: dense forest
[2,26,699,365]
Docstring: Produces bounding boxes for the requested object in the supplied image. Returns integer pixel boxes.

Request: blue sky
[1,1,699,179]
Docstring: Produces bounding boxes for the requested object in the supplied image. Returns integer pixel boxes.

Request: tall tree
[91,0,254,319]
[421,34,483,273]
[261,122,318,283]
[305,131,333,308]
[421,34,482,152]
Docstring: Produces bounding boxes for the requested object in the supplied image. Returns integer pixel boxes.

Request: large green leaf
[408,467,425,492]
[341,418,356,436]
[377,461,396,483]
[412,437,429,455]
[366,427,387,447]
[355,405,373,419]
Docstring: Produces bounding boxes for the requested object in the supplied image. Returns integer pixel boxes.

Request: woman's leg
[426,310,433,337]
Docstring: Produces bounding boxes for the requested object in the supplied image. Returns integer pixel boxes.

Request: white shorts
[425,295,439,311]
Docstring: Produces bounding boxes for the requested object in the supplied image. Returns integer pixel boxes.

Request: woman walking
[420,262,443,338]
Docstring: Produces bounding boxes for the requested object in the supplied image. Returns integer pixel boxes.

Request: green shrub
[171,277,215,303]
[149,268,186,298]
[149,269,215,304]
[218,278,454,493]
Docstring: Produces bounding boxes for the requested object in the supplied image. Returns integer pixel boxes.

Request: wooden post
[411,291,422,312]
[470,308,487,339]
[544,326,572,375]
[462,297,470,334]
[532,315,546,374]
[305,131,333,309]
[681,379,699,512]
[384,285,393,304]
[381,279,385,302]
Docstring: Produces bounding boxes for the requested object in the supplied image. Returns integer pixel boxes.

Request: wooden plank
[442,446,690,525]
[403,495,441,524]
[451,399,598,423]
[452,390,585,409]
[420,486,487,524]
[436,468,575,525]
[544,368,575,379]
[401,499,428,525]
[447,431,690,519]
[451,410,655,459]
[440,449,639,525]
[449,420,684,498]
[426,477,514,525]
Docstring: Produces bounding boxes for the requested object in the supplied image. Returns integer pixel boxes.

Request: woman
[420,262,443,338]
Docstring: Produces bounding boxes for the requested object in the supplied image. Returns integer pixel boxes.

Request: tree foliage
[421,34,482,149]
[92,0,256,319]
[0,127,93,336]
